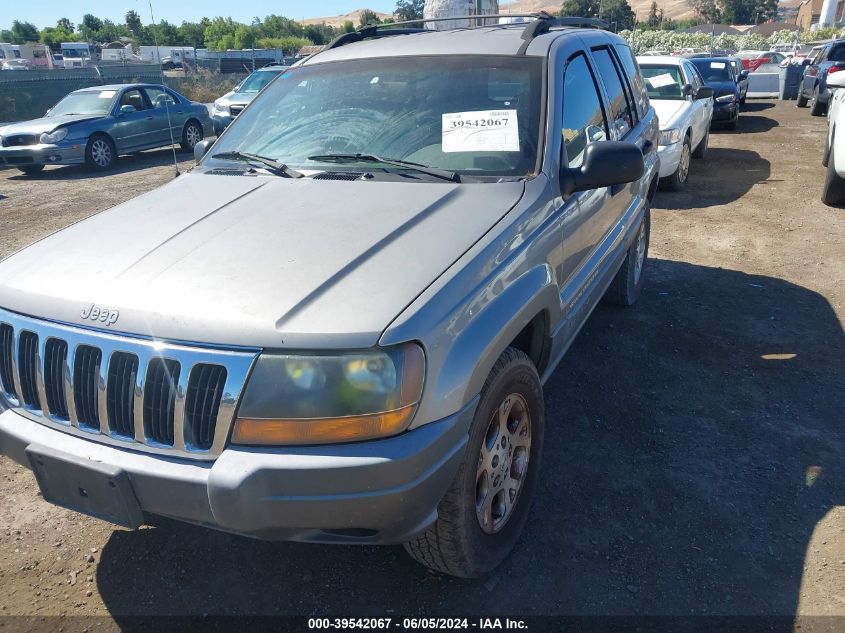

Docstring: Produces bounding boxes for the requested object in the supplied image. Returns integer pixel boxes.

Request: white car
[822,69,845,205]
[637,56,714,190]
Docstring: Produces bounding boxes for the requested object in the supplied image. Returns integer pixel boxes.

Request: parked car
[638,55,714,190]
[0,16,658,578]
[0,83,212,174]
[797,39,845,116]
[1,59,30,71]
[821,70,845,205]
[211,63,288,133]
[690,57,742,129]
[728,58,749,103]
[740,51,787,72]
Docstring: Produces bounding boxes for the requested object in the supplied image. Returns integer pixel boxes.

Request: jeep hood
[0,173,525,349]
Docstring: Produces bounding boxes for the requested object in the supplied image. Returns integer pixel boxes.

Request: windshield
[209,56,543,179]
[640,65,685,100]
[49,90,116,116]
[692,59,732,82]
[237,68,285,93]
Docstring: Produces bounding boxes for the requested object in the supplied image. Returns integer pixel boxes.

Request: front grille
[143,358,179,446]
[0,324,16,400]
[3,134,38,147]
[44,339,69,421]
[229,105,245,116]
[73,345,101,430]
[0,307,258,460]
[185,364,227,450]
[18,331,40,409]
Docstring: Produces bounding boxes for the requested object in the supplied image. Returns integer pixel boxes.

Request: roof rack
[318,13,609,55]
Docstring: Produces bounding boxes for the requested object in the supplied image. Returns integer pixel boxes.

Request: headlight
[232,343,426,445]
[213,101,229,115]
[715,94,736,104]
[658,128,681,146]
[39,128,68,144]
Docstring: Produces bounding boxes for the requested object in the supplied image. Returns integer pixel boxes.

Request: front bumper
[712,102,739,122]
[657,140,684,178]
[0,142,85,167]
[0,398,476,544]
[212,113,234,135]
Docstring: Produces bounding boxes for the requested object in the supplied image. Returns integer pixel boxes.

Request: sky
[2,0,401,31]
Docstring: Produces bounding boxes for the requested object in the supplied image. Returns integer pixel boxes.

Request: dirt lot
[0,102,843,625]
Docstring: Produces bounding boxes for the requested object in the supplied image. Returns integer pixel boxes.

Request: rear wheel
[181,120,203,152]
[85,134,115,171]
[404,347,544,578]
[603,206,650,306]
[17,165,44,175]
[797,85,809,107]
[821,144,845,206]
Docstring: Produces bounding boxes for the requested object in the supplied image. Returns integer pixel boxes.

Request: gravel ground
[0,102,843,624]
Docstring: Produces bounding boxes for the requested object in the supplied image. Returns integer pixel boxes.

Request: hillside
[301,8,393,27]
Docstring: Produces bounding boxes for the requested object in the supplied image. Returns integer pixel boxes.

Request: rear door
[682,60,710,145]
[142,86,184,146]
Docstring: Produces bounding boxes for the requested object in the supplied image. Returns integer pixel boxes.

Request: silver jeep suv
[0,16,658,577]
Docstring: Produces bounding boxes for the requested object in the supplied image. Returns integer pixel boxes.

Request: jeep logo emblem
[80,304,119,326]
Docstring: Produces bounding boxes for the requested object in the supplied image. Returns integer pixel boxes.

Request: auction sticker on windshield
[710,62,727,69]
[442,110,520,153]
[647,73,676,88]
[99,90,117,98]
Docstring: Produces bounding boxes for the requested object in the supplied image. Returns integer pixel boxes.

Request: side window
[614,43,649,119]
[592,47,633,139]
[684,62,702,90]
[144,87,177,108]
[120,89,148,111]
[561,54,608,169]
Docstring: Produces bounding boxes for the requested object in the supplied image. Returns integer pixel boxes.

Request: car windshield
[640,65,685,100]
[49,90,116,116]
[209,55,543,179]
[692,60,732,82]
[237,69,285,93]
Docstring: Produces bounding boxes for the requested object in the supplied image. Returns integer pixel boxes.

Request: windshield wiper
[308,153,460,183]
[211,151,303,178]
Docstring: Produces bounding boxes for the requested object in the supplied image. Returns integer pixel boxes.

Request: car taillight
[829,65,841,74]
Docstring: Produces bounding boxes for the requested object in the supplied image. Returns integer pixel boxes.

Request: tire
[181,120,203,152]
[740,95,747,106]
[17,165,44,175]
[823,129,831,167]
[725,117,738,131]
[404,347,544,578]
[660,136,691,191]
[85,134,116,171]
[692,129,708,159]
[821,144,845,206]
[797,86,809,107]
[811,85,826,117]
[603,205,650,306]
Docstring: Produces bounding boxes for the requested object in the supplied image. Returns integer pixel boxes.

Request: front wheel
[404,347,544,578]
[181,120,203,152]
[661,137,691,191]
[85,134,116,171]
[692,129,708,159]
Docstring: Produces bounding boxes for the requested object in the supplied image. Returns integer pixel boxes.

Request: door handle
[145,116,153,120]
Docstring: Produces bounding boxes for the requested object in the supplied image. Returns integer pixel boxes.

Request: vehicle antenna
[147,0,180,177]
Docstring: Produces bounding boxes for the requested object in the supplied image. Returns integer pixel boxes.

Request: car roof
[636,55,684,65]
[300,24,618,65]
[253,65,287,72]
[73,83,170,93]
[689,57,732,63]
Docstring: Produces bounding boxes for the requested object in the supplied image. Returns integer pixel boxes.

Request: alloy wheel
[186,124,202,148]
[475,393,532,534]
[678,143,691,183]
[634,219,647,284]
[91,139,112,168]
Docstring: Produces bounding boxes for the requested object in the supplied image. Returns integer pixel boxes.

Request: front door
[111,88,157,151]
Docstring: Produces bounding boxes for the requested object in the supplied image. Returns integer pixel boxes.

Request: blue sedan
[0,83,213,174]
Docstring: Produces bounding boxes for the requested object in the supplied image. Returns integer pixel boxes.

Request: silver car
[0,17,658,577]
[211,64,288,134]
[0,83,212,174]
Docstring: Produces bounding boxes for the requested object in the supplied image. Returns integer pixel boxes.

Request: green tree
[178,22,206,47]
[646,2,660,27]
[755,0,778,22]
[125,10,143,37]
[233,25,257,49]
[257,35,312,54]
[40,26,76,49]
[204,16,239,50]
[359,9,381,26]
[559,0,600,19]
[395,0,425,21]
[0,30,12,43]
[602,0,636,30]
[688,0,721,22]
[56,18,75,33]
[342,20,356,33]
[10,20,40,44]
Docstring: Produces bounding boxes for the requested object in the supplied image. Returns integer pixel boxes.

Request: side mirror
[739,70,749,80]
[695,86,714,100]
[560,141,645,198]
[827,69,845,89]
[681,83,693,97]
[119,104,136,114]
[194,137,216,163]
